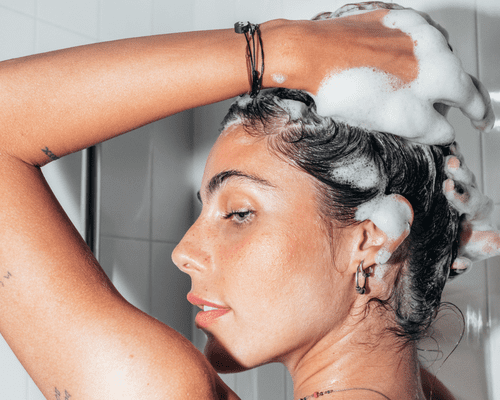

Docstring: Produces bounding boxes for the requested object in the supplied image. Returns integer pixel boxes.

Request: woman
[0,3,494,400]
[189,88,463,399]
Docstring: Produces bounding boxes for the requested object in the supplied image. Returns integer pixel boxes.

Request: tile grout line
[149,134,155,315]
[100,233,180,246]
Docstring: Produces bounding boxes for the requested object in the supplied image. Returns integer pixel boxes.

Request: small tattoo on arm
[42,147,60,161]
[54,387,71,400]
[0,271,12,288]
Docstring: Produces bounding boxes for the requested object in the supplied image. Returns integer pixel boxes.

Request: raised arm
[0,23,279,166]
[0,7,493,166]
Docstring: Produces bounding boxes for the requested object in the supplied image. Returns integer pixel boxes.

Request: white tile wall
[152,0,195,34]
[100,124,153,240]
[0,0,34,15]
[0,9,35,59]
[100,0,153,41]
[36,21,94,53]
[37,0,99,38]
[1,1,499,399]
[151,112,194,243]
[100,237,152,312]
[151,242,192,340]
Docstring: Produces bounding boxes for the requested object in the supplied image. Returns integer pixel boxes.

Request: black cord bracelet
[234,21,264,97]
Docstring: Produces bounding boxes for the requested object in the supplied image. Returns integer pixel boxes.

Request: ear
[355,194,413,265]
[342,195,413,292]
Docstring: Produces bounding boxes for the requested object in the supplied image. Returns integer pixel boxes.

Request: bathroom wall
[0,1,499,399]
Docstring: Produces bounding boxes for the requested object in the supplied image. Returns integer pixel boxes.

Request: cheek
[219,223,336,306]
[219,229,293,282]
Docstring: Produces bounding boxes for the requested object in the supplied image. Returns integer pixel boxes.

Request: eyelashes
[223,209,254,225]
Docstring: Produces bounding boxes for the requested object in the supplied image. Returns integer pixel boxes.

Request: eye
[224,209,254,224]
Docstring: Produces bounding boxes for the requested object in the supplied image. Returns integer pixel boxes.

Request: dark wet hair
[221,88,460,343]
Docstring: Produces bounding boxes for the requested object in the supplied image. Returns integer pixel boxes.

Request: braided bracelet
[234,21,264,97]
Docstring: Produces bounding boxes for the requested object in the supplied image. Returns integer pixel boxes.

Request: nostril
[171,220,211,273]
[172,243,209,274]
[171,245,186,270]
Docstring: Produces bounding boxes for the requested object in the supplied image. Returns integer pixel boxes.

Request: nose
[171,220,212,275]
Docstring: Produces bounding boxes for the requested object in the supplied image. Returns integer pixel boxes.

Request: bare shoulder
[129,312,241,400]
[32,298,241,400]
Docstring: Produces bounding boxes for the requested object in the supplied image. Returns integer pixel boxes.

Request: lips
[187,293,231,329]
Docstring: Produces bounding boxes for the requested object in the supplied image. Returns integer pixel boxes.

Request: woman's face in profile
[172,124,357,368]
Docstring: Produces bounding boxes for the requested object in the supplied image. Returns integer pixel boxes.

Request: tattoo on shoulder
[0,271,12,288]
[42,147,60,161]
[54,387,71,400]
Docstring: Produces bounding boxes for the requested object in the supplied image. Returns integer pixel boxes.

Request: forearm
[0,20,302,166]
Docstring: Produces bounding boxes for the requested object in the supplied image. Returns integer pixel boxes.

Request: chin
[204,332,258,374]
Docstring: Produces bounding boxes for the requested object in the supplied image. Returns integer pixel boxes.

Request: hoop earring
[355,261,370,295]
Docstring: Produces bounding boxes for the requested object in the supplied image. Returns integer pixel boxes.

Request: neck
[284,319,425,400]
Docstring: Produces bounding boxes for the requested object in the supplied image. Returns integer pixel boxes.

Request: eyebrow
[197,169,276,203]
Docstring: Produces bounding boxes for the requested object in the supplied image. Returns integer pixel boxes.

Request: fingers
[443,144,500,266]
[330,2,405,18]
[450,257,472,277]
[445,155,475,187]
[311,12,333,21]
[422,49,494,132]
[443,178,471,215]
[453,73,494,130]
[425,58,486,122]
[443,153,493,220]
[388,9,495,139]
[460,229,500,261]
[468,75,495,132]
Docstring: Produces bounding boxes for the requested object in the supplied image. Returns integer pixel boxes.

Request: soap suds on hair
[356,194,413,268]
[374,262,390,278]
[330,158,381,190]
[356,194,412,241]
[279,98,308,121]
[236,95,253,108]
[375,248,392,266]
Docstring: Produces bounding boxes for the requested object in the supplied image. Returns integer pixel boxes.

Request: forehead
[202,124,317,200]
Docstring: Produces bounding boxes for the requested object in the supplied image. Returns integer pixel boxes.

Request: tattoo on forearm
[0,271,12,288]
[42,147,60,161]
[54,387,71,400]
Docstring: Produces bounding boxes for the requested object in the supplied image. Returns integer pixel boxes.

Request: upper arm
[0,153,235,399]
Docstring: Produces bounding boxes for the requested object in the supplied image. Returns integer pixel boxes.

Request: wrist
[259,19,307,92]
[259,19,345,95]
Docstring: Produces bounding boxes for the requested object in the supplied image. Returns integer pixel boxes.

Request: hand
[308,2,494,146]
[443,143,500,274]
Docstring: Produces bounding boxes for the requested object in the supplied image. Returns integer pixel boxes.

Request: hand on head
[443,143,500,274]
[308,2,494,145]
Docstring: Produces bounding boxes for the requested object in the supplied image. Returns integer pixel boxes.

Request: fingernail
[444,179,455,193]
[447,156,460,170]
